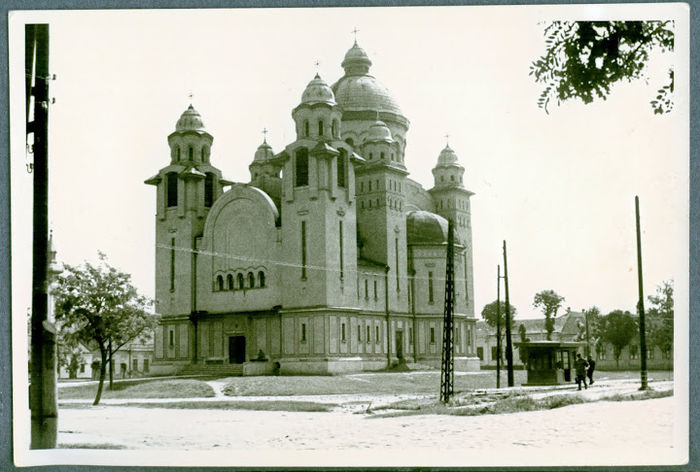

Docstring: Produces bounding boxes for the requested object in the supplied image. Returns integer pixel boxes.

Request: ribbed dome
[365,120,393,143]
[406,211,449,245]
[175,104,206,132]
[301,74,336,106]
[254,140,274,162]
[437,145,460,166]
[332,42,404,117]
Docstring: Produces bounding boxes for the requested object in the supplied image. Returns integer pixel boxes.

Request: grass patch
[371,387,673,418]
[59,443,126,449]
[61,400,338,412]
[58,379,215,400]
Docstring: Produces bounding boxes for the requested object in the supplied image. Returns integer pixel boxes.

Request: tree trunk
[108,339,113,389]
[93,347,107,406]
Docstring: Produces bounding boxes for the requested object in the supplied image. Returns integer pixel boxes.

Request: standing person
[587,355,596,385]
[574,353,589,390]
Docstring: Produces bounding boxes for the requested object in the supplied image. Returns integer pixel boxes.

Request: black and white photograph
[8,4,690,468]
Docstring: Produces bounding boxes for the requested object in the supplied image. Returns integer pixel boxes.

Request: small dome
[365,120,393,143]
[301,74,336,106]
[254,140,274,162]
[407,211,449,245]
[437,145,460,166]
[341,42,372,75]
[175,104,206,132]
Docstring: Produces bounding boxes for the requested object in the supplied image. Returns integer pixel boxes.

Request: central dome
[331,42,404,117]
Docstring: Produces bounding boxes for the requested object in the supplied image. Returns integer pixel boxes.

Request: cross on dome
[262,127,268,143]
[444,133,450,147]
[352,27,360,44]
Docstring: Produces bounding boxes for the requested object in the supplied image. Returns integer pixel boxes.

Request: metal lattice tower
[440,219,455,403]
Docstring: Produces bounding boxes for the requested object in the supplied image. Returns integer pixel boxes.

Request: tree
[533,290,565,340]
[647,280,674,357]
[480,300,517,360]
[599,310,637,367]
[530,21,674,114]
[580,306,601,356]
[52,253,157,405]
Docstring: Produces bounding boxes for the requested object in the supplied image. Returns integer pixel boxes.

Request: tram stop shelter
[515,341,585,386]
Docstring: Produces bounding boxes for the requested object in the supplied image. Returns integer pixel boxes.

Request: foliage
[532,290,565,340]
[530,21,674,113]
[647,280,674,356]
[598,310,637,366]
[578,306,601,355]
[480,300,517,330]
[52,252,157,405]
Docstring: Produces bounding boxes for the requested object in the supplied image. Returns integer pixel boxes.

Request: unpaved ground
[56,396,679,466]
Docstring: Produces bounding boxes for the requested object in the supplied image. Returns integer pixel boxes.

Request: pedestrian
[587,355,596,385]
[574,353,588,390]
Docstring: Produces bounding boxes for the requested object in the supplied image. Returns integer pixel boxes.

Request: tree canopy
[598,310,637,366]
[532,290,565,340]
[647,280,673,355]
[52,253,157,404]
[530,21,674,114]
[481,300,517,331]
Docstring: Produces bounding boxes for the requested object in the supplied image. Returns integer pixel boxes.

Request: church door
[395,330,404,360]
[228,336,246,364]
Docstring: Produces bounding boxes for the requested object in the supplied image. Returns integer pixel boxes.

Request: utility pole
[27,24,57,449]
[584,309,591,357]
[440,219,455,403]
[496,265,501,389]
[635,196,648,390]
[503,240,514,387]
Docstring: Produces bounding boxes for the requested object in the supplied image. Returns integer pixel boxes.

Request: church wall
[404,178,435,212]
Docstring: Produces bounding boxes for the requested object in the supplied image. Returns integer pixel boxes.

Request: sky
[9,5,689,324]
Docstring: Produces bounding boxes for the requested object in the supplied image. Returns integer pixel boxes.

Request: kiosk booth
[516,341,584,386]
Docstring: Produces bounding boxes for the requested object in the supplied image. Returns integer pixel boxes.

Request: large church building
[146,41,479,375]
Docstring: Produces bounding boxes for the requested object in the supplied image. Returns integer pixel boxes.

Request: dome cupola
[254,139,274,162]
[365,120,393,143]
[432,143,465,189]
[301,74,336,106]
[175,104,207,132]
[406,211,450,245]
[437,144,459,165]
[341,41,372,76]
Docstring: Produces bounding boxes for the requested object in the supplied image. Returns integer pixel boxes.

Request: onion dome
[406,211,449,245]
[365,120,393,143]
[254,140,274,162]
[437,144,460,166]
[175,104,206,132]
[301,74,336,106]
[332,42,404,117]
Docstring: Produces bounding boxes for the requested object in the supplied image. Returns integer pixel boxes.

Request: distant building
[476,310,672,370]
[145,41,480,375]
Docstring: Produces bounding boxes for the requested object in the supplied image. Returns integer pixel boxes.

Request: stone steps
[178,363,245,376]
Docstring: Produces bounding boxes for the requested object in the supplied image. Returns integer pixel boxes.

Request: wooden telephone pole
[27,24,58,449]
[496,265,501,388]
[635,196,648,390]
[440,220,455,403]
[503,240,514,387]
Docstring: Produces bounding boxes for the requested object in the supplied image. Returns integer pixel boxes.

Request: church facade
[146,41,479,374]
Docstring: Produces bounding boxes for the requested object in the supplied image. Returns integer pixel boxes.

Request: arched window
[337,149,346,188]
[304,120,309,137]
[369,153,373,160]
[204,173,214,207]
[380,152,385,160]
[391,153,395,161]
[166,173,178,207]
[360,181,364,192]
[295,148,309,187]
[450,175,455,181]
[175,146,181,161]
[216,275,224,291]
[227,274,234,290]
[188,146,193,160]
[318,120,324,136]
[248,272,255,288]
[441,175,445,182]
[345,137,354,146]
[258,271,265,287]
[237,273,244,290]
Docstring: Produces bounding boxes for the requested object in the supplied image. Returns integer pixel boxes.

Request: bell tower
[429,143,475,316]
[145,104,231,316]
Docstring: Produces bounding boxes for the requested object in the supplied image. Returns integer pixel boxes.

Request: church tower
[145,104,231,316]
[249,135,283,206]
[428,144,475,315]
[279,74,360,307]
